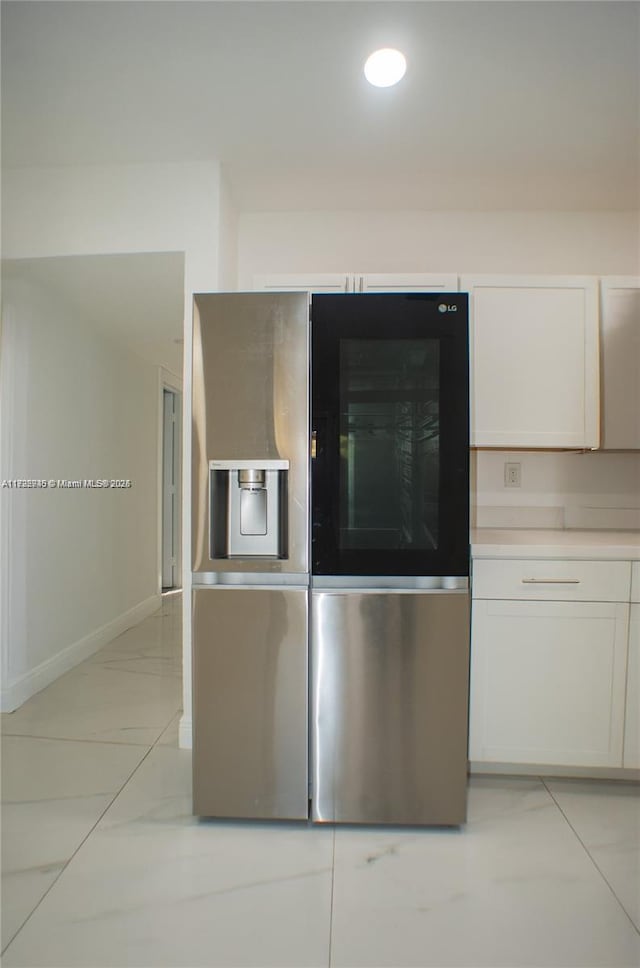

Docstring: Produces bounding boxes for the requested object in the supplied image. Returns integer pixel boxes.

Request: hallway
[1,593,639,967]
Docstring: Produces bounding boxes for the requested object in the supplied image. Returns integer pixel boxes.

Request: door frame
[158,368,183,593]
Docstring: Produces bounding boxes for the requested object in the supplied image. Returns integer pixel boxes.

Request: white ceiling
[2,0,639,211]
[2,2,638,371]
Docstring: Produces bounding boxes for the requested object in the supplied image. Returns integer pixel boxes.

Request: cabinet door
[253,273,351,292]
[461,275,599,448]
[600,278,640,450]
[632,562,640,604]
[469,599,629,767]
[623,603,640,769]
[358,273,458,293]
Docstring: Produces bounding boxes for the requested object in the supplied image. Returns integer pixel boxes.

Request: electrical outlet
[504,462,521,488]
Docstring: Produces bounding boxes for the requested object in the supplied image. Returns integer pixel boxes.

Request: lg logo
[438,303,458,313]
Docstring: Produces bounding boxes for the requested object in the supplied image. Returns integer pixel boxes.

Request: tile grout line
[0,741,157,957]
[327,825,336,968]
[1,700,182,749]
[541,777,640,938]
[149,708,185,754]
[1,731,155,749]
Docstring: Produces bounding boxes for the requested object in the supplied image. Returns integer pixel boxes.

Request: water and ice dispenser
[209,460,289,559]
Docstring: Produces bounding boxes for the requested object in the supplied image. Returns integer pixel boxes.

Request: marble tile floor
[1,592,639,967]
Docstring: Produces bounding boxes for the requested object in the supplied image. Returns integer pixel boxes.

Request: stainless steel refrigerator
[192,291,470,825]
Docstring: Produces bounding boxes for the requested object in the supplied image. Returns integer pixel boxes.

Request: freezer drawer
[193,586,308,820]
[311,590,470,825]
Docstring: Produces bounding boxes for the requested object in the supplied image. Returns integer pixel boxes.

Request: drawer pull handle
[521,578,581,584]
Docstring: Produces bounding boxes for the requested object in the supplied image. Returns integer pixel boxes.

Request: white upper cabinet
[357,273,458,293]
[252,273,351,293]
[461,275,599,449]
[600,277,640,450]
[252,273,459,294]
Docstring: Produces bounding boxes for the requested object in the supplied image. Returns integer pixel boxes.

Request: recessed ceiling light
[364,48,407,88]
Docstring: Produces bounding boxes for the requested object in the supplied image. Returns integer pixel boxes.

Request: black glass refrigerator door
[311,293,469,577]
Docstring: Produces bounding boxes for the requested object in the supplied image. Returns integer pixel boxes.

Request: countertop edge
[471,529,640,560]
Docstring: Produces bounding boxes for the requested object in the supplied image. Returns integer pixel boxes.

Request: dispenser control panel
[209,460,289,559]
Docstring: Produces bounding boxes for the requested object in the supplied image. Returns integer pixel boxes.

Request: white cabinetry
[461,275,599,449]
[623,562,640,768]
[252,273,351,293]
[600,277,640,450]
[252,273,458,293]
[469,558,630,769]
[358,273,458,292]
[253,271,604,450]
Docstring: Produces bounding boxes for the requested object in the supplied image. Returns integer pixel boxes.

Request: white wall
[238,210,639,286]
[218,171,239,291]
[0,269,160,710]
[475,451,640,531]
[3,161,220,270]
[1,161,223,737]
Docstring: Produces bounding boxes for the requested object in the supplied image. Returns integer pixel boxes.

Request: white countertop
[471,528,640,560]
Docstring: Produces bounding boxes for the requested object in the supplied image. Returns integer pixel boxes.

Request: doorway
[162,387,181,590]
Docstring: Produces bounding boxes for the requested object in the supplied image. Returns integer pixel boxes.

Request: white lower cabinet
[623,564,640,767]
[623,605,640,767]
[469,558,631,770]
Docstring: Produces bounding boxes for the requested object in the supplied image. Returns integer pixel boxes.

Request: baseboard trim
[469,761,640,781]
[0,593,162,712]
[178,714,192,750]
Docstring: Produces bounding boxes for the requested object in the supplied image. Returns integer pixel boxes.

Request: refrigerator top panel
[311,292,469,578]
[192,292,309,575]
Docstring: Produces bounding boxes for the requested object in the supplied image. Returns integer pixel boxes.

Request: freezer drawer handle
[521,577,581,584]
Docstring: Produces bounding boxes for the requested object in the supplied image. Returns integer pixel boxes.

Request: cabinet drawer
[631,562,640,604]
[472,558,631,602]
